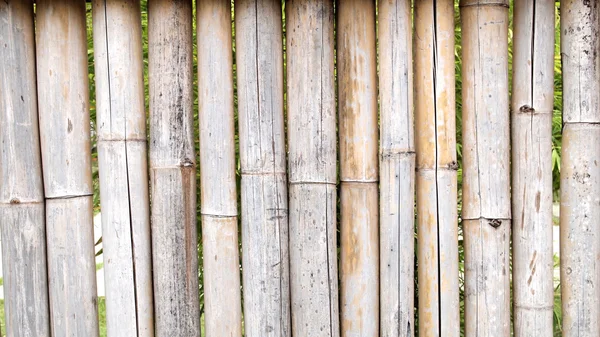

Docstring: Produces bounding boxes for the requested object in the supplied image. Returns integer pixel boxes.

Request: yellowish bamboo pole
[460,0,510,336]
[148,0,200,335]
[511,1,555,336]
[91,1,154,335]
[560,1,600,335]
[377,0,415,335]
[0,1,50,335]
[414,0,459,336]
[235,0,290,336]
[286,0,339,336]
[36,1,99,335]
[197,1,242,336]
[337,1,379,336]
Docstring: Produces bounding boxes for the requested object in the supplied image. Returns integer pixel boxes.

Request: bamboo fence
[511,0,555,336]
[460,0,511,335]
[1,1,598,337]
[560,0,600,335]
[414,0,459,336]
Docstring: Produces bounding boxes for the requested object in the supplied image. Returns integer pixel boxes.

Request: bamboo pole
[511,1,555,336]
[148,0,200,335]
[337,1,379,336]
[286,1,339,336]
[414,0,459,336]
[235,1,290,336]
[560,1,600,335]
[91,0,154,335]
[460,0,510,336]
[0,1,50,336]
[35,0,99,336]
[377,0,415,336]
[197,1,242,336]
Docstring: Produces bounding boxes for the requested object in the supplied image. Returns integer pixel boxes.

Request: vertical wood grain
[337,1,379,336]
[377,0,415,336]
[460,0,511,336]
[92,0,154,335]
[560,1,600,335]
[0,1,50,335]
[148,0,200,335]
[286,1,340,336]
[511,1,555,336]
[197,1,243,336]
[235,0,291,336]
[36,1,99,336]
[414,0,459,336]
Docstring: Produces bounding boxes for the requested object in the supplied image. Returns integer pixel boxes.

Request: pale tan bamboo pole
[460,0,510,336]
[235,0,290,336]
[337,1,379,336]
[35,1,99,336]
[511,1,555,336]
[148,0,200,335]
[377,0,415,335]
[414,0,459,336]
[197,1,242,336]
[91,0,154,335]
[0,1,50,336]
[560,1,600,335]
[286,1,339,336]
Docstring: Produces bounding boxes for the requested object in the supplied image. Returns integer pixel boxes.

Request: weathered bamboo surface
[460,0,511,336]
[560,1,600,335]
[197,1,242,336]
[92,0,154,336]
[337,1,379,336]
[377,0,415,336]
[414,0,459,336]
[0,1,50,336]
[286,1,339,336]
[511,1,555,336]
[36,1,99,336]
[148,0,200,335]
[235,0,290,336]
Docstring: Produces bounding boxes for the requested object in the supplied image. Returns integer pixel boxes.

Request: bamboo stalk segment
[377,0,415,335]
[511,1,555,336]
[0,1,50,335]
[459,0,511,336]
[92,0,154,335]
[560,1,600,335]
[235,1,290,336]
[337,1,379,335]
[414,0,459,336]
[148,0,200,335]
[286,1,339,336]
[35,1,99,336]
[197,1,242,336]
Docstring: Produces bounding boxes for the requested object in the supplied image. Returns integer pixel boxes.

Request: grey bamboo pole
[235,1,290,336]
[560,0,600,335]
[414,0,459,336]
[511,1,555,336]
[36,0,99,335]
[377,0,415,336]
[197,1,242,336]
[92,0,154,335]
[0,1,50,336]
[337,1,379,336]
[460,0,511,336]
[286,1,339,336]
[148,0,200,335]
